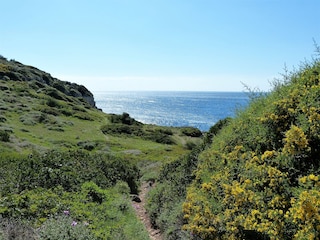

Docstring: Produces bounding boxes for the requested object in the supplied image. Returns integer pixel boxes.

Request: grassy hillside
[146,56,320,240]
[3,53,319,240]
[0,56,202,239]
[0,56,200,163]
[180,59,320,239]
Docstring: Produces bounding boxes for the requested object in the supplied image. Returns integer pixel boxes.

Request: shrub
[72,105,87,112]
[0,85,9,91]
[101,124,142,135]
[101,123,175,144]
[45,88,65,101]
[146,118,233,239]
[155,127,173,135]
[0,218,37,240]
[60,109,73,116]
[73,112,93,121]
[203,117,232,145]
[38,106,60,116]
[144,130,175,144]
[114,181,131,195]
[147,145,203,239]
[19,112,51,125]
[182,57,320,239]
[0,187,68,223]
[0,181,148,240]
[184,141,196,150]
[109,112,142,125]
[46,97,60,108]
[180,127,202,137]
[67,182,148,240]
[30,80,45,89]
[0,130,10,142]
[0,149,147,239]
[38,215,97,240]
[77,141,97,151]
[0,63,10,72]
[52,81,66,93]
[0,150,140,195]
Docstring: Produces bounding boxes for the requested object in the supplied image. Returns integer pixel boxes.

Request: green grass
[0,58,205,239]
[0,78,199,159]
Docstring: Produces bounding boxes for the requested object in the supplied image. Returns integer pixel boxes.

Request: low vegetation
[180,58,320,239]
[101,113,176,145]
[2,51,319,239]
[146,119,230,240]
[0,56,201,239]
[144,53,320,240]
[0,150,149,239]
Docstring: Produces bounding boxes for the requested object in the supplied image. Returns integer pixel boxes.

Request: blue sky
[1,0,320,92]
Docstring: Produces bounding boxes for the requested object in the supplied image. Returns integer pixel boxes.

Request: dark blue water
[94,91,250,132]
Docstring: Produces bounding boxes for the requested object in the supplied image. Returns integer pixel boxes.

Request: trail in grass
[132,182,162,240]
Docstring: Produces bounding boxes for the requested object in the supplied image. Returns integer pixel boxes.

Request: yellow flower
[261,150,276,161]
[244,179,251,185]
[308,174,319,182]
[299,176,308,184]
[283,125,309,155]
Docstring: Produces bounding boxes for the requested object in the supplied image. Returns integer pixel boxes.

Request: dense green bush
[180,127,202,137]
[0,116,6,123]
[155,127,173,135]
[0,187,68,222]
[46,97,61,108]
[0,181,148,239]
[52,81,66,93]
[144,129,175,144]
[45,88,65,101]
[203,117,232,145]
[38,106,61,116]
[101,124,144,136]
[146,119,230,239]
[0,150,140,195]
[109,112,142,125]
[183,58,320,239]
[77,141,97,151]
[101,121,175,144]
[0,130,10,142]
[73,112,93,120]
[0,150,148,239]
[72,105,87,112]
[147,146,202,239]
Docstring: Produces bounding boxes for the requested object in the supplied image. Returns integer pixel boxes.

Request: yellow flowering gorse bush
[183,61,320,239]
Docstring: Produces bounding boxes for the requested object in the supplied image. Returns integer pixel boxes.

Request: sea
[94,91,250,132]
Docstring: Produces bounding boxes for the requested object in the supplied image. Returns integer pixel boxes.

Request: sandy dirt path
[132,182,163,240]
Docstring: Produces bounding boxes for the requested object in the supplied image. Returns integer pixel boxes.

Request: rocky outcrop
[0,56,96,108]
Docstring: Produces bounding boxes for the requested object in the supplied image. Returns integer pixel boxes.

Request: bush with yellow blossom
[182,57,320,239]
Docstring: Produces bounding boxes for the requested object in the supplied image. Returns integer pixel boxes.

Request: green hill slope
[181,59,320,239]
[0,56,105,154]
[0,56,202,239]
[0,56,200,157]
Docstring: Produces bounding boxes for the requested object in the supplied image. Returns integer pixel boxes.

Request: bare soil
[132,182,163,240]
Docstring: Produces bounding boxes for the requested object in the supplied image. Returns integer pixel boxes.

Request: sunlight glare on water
[94,91,250,131]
